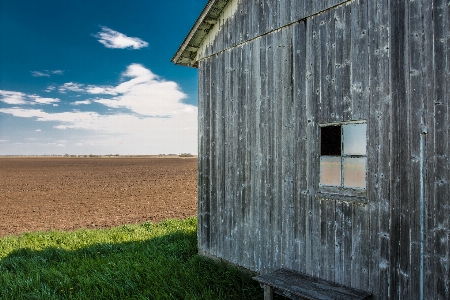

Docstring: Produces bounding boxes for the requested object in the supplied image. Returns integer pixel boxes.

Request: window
[319,122,367,190]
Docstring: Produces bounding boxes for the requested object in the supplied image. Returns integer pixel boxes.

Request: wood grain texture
[197,0,352,60]
[194,0,450,298]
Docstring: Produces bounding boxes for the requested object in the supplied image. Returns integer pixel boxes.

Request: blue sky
[0,0,205,155]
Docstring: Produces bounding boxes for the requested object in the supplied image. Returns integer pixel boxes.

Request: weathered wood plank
[389,0,409,297]
[223,52,230,259]
[197,60,206,252]
[224,49,234,263]
[215,52,226,259]
[280,26,295,270]
[307,13,322,277]
[292,20,308,273]
[333,6,345,135]
[272,28,283,270]
[304,15,315,275]
[268,0,277,31]
[421,0,436,297]
[235,44,245,267]
[432,0,449,298]
[319,6,336,269]
[352,0,370,121]
[247,41,255,268]
[367,0,390,296]
[341,202,353,287]
[258,33,270,272]
[342,2,352,121]
[249,38,262,270]
[349,0,370,291]
[266,32,277,271]
[407,0,425,298]
[318,11,329,122]
[209,51,218,257]
[326,9,337,123]
[202,58,212,252]
[332,4,346,285]
[376,1,391,298]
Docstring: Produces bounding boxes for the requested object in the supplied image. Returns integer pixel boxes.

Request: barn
[172,0,449,298]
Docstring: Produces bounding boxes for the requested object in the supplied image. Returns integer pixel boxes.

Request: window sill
[316,186,367,204]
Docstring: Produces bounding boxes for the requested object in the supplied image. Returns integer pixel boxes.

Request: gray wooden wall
[197,0,352,60]
[197,0,449,298]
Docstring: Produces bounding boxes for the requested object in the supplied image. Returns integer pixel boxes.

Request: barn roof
[171,0,230,67]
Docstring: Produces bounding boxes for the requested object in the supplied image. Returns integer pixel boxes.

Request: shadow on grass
[0,227,263,300]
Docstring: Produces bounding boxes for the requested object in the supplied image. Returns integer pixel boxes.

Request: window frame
[316,120,368,203]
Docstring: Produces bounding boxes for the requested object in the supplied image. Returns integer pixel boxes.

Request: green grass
[0,218,262,300]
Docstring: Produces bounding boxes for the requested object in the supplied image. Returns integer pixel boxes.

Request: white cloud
[93,64,189,117]
[36,129,41,132]
[0,90,27,104]
[45,86,56,93]
[29,95,60,105]
[0,106,197,153]
[0,140,7,142]
[0,64,197,154]
[59,82,85,93]
[94,26,148,49]
[1,90,60,105]
[71,100,92,105]
[51,70,64,75]
[85,85,117,95]
[59,64,192,117]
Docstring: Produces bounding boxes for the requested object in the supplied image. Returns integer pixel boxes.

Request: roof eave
[171,0,231,67]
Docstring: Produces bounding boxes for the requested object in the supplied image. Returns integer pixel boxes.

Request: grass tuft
[0,217,262,299]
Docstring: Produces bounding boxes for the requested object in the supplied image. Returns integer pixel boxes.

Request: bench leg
[263,284,274,300]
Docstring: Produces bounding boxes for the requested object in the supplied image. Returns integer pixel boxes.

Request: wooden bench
[253,269,372,300]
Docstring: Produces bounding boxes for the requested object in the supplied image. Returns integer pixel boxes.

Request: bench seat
[253,268,372,300]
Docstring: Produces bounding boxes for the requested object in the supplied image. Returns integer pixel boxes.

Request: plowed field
[0,157,197,237]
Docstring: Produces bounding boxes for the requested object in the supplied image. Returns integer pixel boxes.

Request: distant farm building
[173,0,449,298]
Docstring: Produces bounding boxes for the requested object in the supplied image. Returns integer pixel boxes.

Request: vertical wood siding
[197,0,353,61]
[196,0,449,298]
[389,0,450,298]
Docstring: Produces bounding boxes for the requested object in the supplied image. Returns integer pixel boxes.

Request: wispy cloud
[59,82,85,93]
[0,90,60,105]
[0,90,27,104]
[45,86,56,93]
[13,141,65,147]
[29,95,60,105]
[31,70,64,77]
[94,26,148,49]
[31,71,50,77]
[71,100,92,105]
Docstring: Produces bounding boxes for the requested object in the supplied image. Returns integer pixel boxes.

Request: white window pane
[343,123,366,155]
[343,157,366,189]
[320,156,341,186]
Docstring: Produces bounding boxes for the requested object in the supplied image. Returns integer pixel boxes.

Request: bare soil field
[0,157,197,237]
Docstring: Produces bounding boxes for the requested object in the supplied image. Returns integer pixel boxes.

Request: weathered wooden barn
[172,0,449,298]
